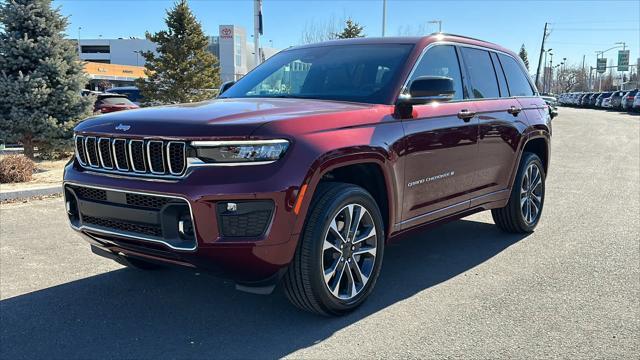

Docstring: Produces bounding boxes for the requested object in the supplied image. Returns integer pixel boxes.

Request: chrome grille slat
[75,136,186,178]
[147,141,165,174]
[75,136,87,165]
[112,138,129,171]
[167,142,186,175]
[85,136,100,167]
[97,138,113,169]
[128,140,146,173]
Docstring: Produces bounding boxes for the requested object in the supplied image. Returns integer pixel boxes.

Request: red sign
[220,27,233,39]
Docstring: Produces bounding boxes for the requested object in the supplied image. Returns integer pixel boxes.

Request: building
[83,62,147,90]
[78,25,279,84]
[78,38,157,66]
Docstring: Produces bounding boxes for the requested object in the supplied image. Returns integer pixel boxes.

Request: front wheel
[492,152,546,233]
[283,182,385,316]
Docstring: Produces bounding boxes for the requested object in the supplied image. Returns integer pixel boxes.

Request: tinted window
[407,45,464,100]
[498,54,534,96]
[220,44,413,104]
[98,97,134,105]
[490,52,509,97]
[460,47,500,99]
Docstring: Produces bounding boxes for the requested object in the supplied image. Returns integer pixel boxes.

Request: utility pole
[582,55,586,91]
[535,22,549,92]
[253,0,262,67]
[382,0,386,37]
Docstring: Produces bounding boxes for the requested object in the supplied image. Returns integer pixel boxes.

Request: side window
[490,52,509,97]
[498,54,535,97]
[460,47,500,99]
[407,45,464,100]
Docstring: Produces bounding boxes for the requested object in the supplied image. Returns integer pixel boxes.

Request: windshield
[220,44,414,104]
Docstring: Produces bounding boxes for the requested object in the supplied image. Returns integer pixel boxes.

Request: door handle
[457,109,476,122]
[507,106,522,116]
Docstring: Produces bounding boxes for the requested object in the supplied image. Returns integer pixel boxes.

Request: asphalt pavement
[1,107,638,359]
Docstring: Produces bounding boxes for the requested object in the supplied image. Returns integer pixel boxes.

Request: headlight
[190,139,289,164]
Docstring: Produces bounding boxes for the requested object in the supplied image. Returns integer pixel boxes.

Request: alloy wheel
[520,163,543,224]
[322,203,377,300]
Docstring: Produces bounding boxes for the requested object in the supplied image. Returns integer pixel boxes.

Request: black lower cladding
[216,201,274,238]
[65,185,196,249]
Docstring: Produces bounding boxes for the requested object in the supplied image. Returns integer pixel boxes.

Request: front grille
[126,193,171,209]
[83,215,162,237]
[66,184,196,250]
[72,186,107,202]
[75,136,186,177]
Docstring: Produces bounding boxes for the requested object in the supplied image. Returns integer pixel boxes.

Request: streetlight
[133,50,141,66]
[77,26,82,55]
[428,20,442,33]
[543,48,552,93]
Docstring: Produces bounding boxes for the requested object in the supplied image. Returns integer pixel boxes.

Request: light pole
[428,20,442,33]
[77,26,82,55]
[382,0,387,37]
[543,48,552,93]
[133,50,140,66]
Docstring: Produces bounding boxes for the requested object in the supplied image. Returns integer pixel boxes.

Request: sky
[53,0,640,73]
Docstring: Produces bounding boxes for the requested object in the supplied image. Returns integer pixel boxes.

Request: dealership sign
[220,27,233,39]
[596,58,607,73]
[617,50,630,71]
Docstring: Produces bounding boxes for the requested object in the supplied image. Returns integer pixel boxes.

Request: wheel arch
[292,150,398,240]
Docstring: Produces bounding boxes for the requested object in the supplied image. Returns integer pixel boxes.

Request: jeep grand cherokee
[64,34,551,316]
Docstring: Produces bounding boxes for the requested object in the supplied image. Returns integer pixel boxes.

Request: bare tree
[300,15,343,44]
[396,23,427,36]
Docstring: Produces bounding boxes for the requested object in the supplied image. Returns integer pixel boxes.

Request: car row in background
[81,88,140,114]
[558,89,639,112]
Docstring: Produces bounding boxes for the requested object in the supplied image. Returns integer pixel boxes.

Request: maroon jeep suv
[64,34,551,316]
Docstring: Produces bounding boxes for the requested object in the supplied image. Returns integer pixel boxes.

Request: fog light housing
[216,201,274,238]
[178,216,194,239]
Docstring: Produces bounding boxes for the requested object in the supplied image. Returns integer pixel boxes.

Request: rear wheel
[492,152,545,233]
[283,182,385,316]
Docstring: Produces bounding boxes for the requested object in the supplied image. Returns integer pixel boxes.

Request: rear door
[400,45,480,227]
[459,47,529,198]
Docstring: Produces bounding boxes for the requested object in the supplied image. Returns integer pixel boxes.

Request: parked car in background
[595,92,612,108]
[64,34,551,316]
[94,94,139,114]
[580,93,593,107]
[587,93,599,108]
[632,92,640,112]
[621,89,638,111]
[106,86,143,105]
[609,91,625,109]
[602,96,612,108]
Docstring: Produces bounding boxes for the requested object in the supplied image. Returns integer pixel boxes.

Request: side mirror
[218,81,236,96]
[398,76,456,105]
[550,107,558,119]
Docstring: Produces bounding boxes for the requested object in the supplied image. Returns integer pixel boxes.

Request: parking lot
[1,107,638,359]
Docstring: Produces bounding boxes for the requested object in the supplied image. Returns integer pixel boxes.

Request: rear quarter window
[497,54,534,97]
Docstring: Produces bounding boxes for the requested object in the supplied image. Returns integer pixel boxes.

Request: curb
[0,185,63,201]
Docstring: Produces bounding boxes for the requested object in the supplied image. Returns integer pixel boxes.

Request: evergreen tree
[0,0,93,159]
[519,44,530,71]
[135,0,221,104]
[334,18,365,39]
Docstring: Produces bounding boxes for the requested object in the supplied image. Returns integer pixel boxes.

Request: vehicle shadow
[1,219,529,359]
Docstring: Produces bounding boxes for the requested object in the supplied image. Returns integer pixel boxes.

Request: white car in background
[602,96,612,108]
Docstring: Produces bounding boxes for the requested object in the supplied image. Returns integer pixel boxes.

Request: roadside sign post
[597,58,606,91]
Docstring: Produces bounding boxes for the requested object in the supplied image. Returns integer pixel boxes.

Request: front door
[400,45,479,227]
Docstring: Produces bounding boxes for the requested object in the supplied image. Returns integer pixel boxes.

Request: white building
[78,38,157,66]
[78,25,279,82]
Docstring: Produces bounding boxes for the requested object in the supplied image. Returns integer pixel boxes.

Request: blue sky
[53,0,639,72]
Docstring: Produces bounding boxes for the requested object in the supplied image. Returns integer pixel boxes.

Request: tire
[122,256,164,270]
[283,182,385,316]
[492,152,546,233]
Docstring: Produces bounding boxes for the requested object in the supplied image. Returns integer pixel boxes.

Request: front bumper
[63,161,302,282]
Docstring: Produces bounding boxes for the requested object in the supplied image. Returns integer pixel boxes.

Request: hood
[75,98,374,139]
